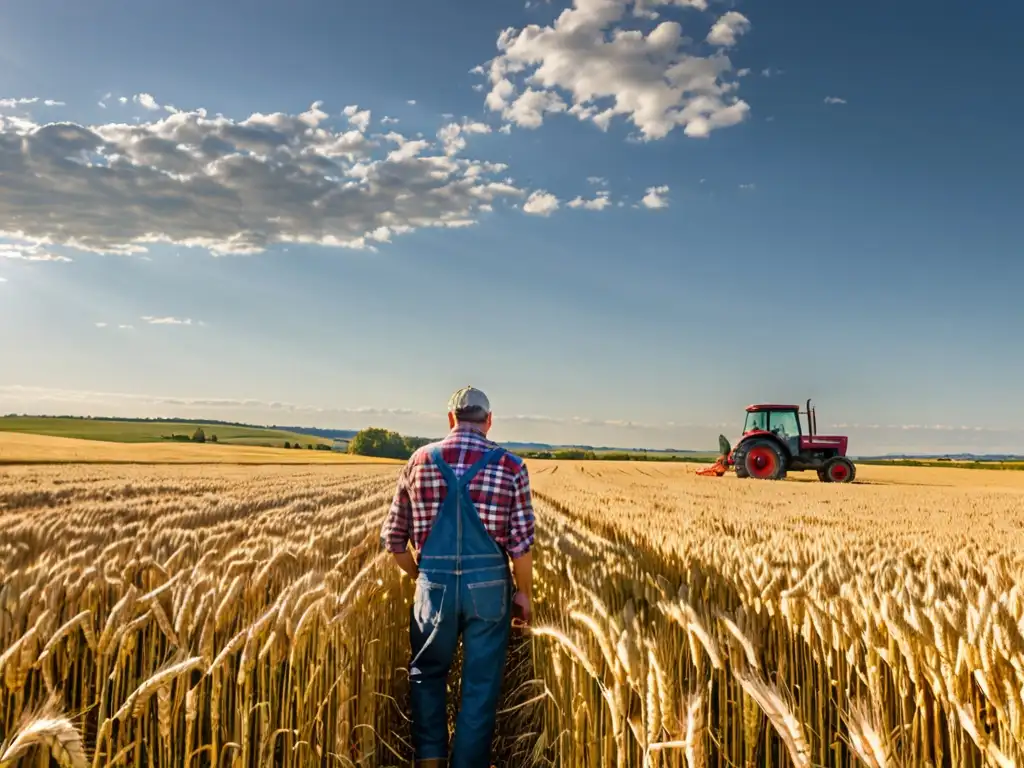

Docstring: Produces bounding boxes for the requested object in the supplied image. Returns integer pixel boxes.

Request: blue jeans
[409,566,512,767]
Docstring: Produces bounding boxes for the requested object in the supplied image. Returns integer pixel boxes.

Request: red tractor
[698,400,856,482]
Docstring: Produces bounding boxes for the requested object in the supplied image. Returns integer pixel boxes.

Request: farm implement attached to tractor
[697,399,856,482]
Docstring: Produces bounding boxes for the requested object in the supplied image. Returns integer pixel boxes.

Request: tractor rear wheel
[821,456,856,483]
[735,439,786,480]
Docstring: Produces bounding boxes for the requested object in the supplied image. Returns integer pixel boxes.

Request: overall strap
[429,448,459,490]
[458,447,506,489]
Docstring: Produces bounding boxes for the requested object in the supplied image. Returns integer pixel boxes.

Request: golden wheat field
[0,433,400,466]
[2,457,1024,768]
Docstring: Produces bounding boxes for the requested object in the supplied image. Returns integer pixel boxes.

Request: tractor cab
[742,403,804,457]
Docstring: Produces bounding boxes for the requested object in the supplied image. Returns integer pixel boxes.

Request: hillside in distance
[0,416,333,448]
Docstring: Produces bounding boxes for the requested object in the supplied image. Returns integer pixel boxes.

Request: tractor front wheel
[734,439,787,480]
[821,456,856,483]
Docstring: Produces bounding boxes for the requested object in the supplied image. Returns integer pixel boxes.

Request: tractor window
[743,411,767,432]
[769,410,801,438]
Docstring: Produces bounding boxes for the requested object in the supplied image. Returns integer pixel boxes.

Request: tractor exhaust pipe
[806,398,816,436]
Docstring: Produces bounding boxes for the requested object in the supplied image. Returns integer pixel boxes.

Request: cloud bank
[476,0,751,140]
[0,95,675,257]
[0,102,532,257]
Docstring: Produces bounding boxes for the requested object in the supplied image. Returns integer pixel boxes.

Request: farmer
[380,385,536,768]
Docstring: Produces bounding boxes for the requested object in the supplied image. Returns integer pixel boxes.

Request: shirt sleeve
[380,461,413,554]
[506,462,535,558]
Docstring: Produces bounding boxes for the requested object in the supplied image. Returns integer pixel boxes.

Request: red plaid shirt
[380,424,535,559]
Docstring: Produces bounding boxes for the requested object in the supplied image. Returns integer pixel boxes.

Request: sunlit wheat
[2,459,1024,766]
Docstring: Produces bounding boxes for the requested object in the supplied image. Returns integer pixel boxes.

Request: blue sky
[1,0,1021,455]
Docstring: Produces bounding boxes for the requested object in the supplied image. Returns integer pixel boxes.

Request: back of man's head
[448,385,491,426]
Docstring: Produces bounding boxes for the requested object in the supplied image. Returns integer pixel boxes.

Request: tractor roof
[745,403,800,412]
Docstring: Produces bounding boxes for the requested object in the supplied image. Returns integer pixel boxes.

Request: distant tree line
[162,428,218,443]
[346,428,432,460]
[283,441,333,450]
[516,449,713,463]
[342,430,717,464]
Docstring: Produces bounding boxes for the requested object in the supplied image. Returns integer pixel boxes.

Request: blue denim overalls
[409,446,514,767]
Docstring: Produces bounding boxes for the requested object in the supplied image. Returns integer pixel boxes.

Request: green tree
[404,436,431,454]
[191,427,206,443]
[210,434,218,443]
[348,427,418,459]
[284,441,291,449]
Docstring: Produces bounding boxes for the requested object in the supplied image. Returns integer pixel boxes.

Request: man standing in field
[380,385,535,768]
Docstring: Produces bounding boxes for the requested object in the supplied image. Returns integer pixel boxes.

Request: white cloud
[406,99,417,105]
[0,276,6,283]
[523,190,560,216]
[118,97,128,105]
[0,243,72,262]
[436,119,492,156]
[640,185,670,208]
[824,96,847,105]
[504,89,567,129]
[567,191,612,210]
[0,98,39,108]
[738,182,755,190]
[95,322,108,328]
[736,68,751,77]
[133,93,160,111]
[0,100,532,256]
[342,104,372,132]
[381,116,400,125]
[118,324,134,330]
[706,11,751,47]
[476,0,750,140]
[141,316,203,326]
[43,100,65,107]
[633,0,708,15]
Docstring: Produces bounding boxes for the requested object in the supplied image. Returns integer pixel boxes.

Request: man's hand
[391,549,419,580]
[512,591,532,631]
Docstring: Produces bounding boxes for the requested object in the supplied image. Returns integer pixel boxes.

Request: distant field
[0,416,332,448]
[0,432,397,465]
